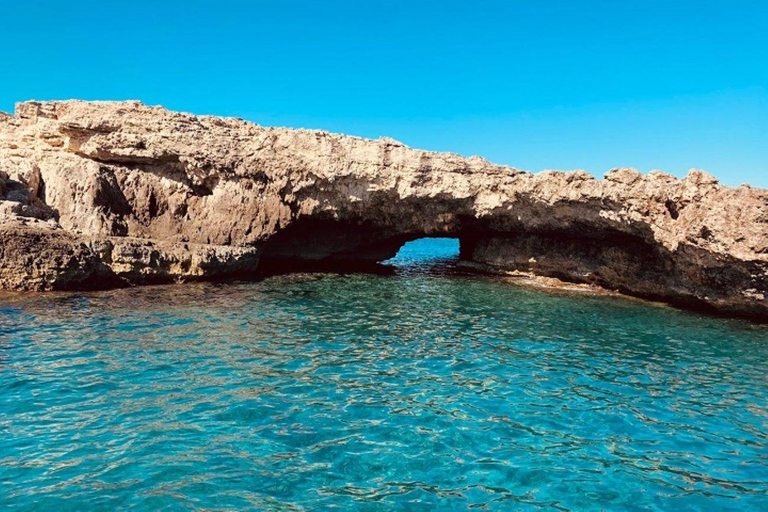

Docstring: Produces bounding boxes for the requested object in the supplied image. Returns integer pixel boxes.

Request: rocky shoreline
[1,100,766,321]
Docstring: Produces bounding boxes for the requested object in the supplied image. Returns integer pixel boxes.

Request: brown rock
[0,219,113,291]
[604,167,642,185]
[0,100,765,321]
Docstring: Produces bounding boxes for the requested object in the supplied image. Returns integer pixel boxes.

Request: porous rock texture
[0,100,766,320]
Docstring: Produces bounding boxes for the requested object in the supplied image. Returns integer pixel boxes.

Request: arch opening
[257,218,472,276]
[383,237,460,268]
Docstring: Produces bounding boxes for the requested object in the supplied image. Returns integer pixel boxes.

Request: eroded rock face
[0,100,766,320]
[0,219,112,291]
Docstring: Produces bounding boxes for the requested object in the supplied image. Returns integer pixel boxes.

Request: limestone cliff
[0,100,766,320]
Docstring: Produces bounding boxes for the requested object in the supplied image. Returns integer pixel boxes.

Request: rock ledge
[1,100,766,321]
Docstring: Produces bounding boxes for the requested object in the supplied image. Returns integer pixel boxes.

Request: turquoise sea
[1,239,767,511]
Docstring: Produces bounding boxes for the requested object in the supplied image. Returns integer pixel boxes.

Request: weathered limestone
[0,100,766,320]
[0,219,111,291]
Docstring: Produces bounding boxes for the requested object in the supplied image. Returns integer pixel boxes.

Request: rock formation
[0,100,766,320]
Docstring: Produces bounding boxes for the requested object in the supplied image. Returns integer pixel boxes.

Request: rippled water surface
[2,239,768,511]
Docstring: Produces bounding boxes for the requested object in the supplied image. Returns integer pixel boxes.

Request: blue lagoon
[1,239,767,511]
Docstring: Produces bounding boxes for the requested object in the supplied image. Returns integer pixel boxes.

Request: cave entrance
[257,218,465,276]
[383,237,460,269]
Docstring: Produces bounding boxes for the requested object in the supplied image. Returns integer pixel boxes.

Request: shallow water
[1,239,767,511]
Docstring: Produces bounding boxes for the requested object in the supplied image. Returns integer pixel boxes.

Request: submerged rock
[0,100,765,320]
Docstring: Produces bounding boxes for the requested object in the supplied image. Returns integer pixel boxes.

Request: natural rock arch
[0,101,766,321]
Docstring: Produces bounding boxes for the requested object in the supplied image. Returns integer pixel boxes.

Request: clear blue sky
[2,1,766,187]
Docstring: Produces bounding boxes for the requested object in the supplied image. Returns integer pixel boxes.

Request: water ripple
[1,242,768,510]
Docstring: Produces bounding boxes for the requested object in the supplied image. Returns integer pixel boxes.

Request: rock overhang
[0,100,765,321]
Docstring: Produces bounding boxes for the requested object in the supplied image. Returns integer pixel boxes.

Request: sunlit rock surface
[0,100,765,320]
